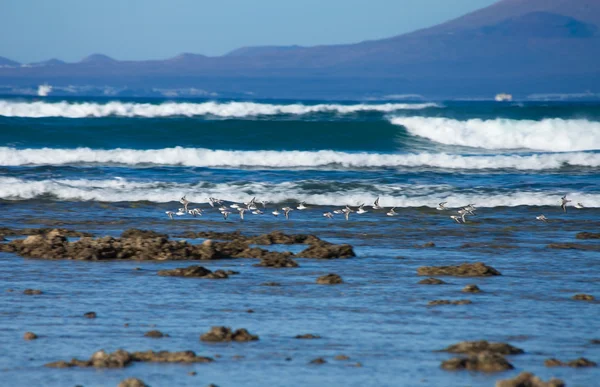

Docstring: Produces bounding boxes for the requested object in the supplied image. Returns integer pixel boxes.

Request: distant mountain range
[1,0,599,99]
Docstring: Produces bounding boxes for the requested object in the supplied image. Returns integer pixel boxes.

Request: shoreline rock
[118,378,148,387]
[316,273,343,285]
[428,299,472,306]
[297,241,355,259]
[295,334,321,339]
[462,284,482,293]
[545,357,597,367]
[144,330,168,338]
[158,265,238,279]
[46,349,213,368]
[23,289,43,295]
[572,294,595,301]
[418,278,447,285]
[418,262,501,277]
[24,332,38,340]
[439,340,524,355]
[441,352,513,372]
[576,232,600,240]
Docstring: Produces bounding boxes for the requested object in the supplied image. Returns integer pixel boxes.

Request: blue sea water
[0,97,599,386]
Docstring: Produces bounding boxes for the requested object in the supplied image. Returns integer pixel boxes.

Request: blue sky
[1,0,497,63]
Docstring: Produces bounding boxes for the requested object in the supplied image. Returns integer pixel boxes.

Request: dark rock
[576,232,600,240]
[144,330,167,338]
[121,228,168,239]
[23,289,42,295]
[298,241,355,259]
[349,362,362,367]
[310,358,327,364]
[295,334,321,339]
[0,227,92,238]
[428,299,472,306]
[118,378,148,387]
[200,326,259,342]
[495,372,565,387]
[188,371,197,376]
[24,332,38,340]
[420,242,436,248]
[572,294,595,301]
[84,312,97,319]
[261,282,281,286]
[158,265,231,279]
[440,340,524,355]
[418,278,447,285]
[462,284,482,293]
[545,357,597,367]
[248,231,322,245]
[254,255,299,268]
[418,262,501,277]
[548,243,600,251]
[441,352,513,372]
[591,339,600,344]
[246,309,254,313]
[203,270,231,279]
[316,273,343,285]
[334,355,350,360]
[46,349,213,368]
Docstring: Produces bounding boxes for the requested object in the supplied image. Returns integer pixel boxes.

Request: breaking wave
[0,147,599,170]
[0,100,439,118]
[0,177,597,207]
[390,117,600,152]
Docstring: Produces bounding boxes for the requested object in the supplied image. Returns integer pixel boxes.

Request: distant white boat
[37,83,52,97]
[495,93,513,102]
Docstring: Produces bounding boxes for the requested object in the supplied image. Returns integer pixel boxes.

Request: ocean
[0,97,599,386]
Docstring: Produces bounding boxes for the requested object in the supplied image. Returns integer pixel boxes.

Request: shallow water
[1,205,599,387]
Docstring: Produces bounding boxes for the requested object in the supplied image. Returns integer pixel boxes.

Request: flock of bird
[165,195,585,223]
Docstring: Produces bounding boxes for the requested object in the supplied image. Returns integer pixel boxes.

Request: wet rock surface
[428,299,472,306]
[45,349,213,368]
[121,228,168,239]
[316,273,343,284]
[441,352,514,372]
[175,230,322,245]
[118,378,149,387]
[418,278,447,285]
[495,372,565,387]
[200,327,259,342]
[84,311,97,319]
[544,357,597,367]
[418,262,501,277]
[576,232,600,240]
[297,241,355,259]
[157,265,238,279]
[462,284,482,293]
[0,227,93,238]
[440,340,524,355]
[310,357,327,364]
[548,243,600,251]
[254,254,299,268]
[572,293,595,301]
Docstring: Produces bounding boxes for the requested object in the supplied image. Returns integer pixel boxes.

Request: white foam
[390,117,600,152]
[0,100,439,118]
[0,177,598,207]
[0,147,599,170]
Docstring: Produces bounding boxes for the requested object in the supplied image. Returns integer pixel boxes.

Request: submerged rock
[462,284,482,293]
[157,265,235,279]
[335,355,350,361]
[441,352,513,372]
[428,299,472,306]
[545,357,597,367]
[46,349,213,368]
[572,294,595,301]
[0,227,92,238]
[310,357,327,364]
[121,228,168,239]
[84,312,97,319]
[316,273,343,285]
[175,230,322,245]
[418,262,501,277]
[548,243,600,251]
[144,330,168,338]
[260,282,281,286]
[23,289,43,295]
[440,340,524,355]
[295,334,321,339]
[118,378,148,387]
[495,372,565,387]
[200,326,259,342]
[24,332,38,340]
[298,241,355,259]
[576,232,600,240]
[418,278,447,285]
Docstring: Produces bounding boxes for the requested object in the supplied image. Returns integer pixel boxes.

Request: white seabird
[180,196,190,213]
[372,196,383,210]
[561,195,571,213]
[272,210,280,217]
[166,211,175,220]
[536,214,548,222]
[575,202,585,209]
[450,215,462,223]
[297,201,308,210]
[323,212,334,219]
[221,210,231,220]
[356,204,368,214]
[386,207,397,216]
[437,202,448,211]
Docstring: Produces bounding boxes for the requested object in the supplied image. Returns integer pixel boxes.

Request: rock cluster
[572,294,595,301]
[495,372,565,387]
[118,378,148,387]
[418,262,501,277]
[428,299,472,306]
[576,232,600,240]
[176,230,322,245]
[295,334,321,339]
[200,327,259,342]
[45,349,213,368]
[0,227,93,238]
[548,243,600,251]
[157,265,238,279]
[254,254,299,268]
[1,229,354,261]
[418,278,447,285]
[23,289,43,295]
[544,357,597,367]
[462,284,482,293]
[144,330,168,338]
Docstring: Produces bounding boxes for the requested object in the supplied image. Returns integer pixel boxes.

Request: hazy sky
[1,0,497,63]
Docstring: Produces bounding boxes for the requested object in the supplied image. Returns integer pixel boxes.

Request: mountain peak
[0,56,20,67]
[80,54,117,64]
